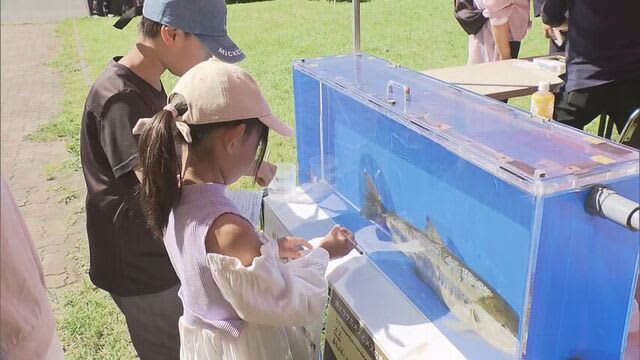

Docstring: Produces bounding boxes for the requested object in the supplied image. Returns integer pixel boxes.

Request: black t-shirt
[542,0,640,92]
[80,57,179,296]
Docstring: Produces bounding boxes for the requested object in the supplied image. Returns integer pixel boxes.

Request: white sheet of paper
[225,189,264,227]
[552,27,565,46]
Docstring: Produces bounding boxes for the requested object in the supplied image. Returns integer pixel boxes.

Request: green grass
[34,1,604,175]
[36,0,594,174]
[35,1,605,358]
[54,278,136,360]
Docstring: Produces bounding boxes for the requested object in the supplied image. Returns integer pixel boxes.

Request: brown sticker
[565,166,582,173]
[590,155,616,165]
[591,142,632,156]
[507,160,537,177]
[584,136,604,145]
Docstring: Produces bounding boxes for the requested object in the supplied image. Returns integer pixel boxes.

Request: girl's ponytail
[137,95,188,239]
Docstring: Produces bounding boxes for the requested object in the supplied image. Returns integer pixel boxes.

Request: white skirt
[179,318,314,360]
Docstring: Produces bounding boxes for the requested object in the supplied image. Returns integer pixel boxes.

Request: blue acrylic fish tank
[292,53,640,359]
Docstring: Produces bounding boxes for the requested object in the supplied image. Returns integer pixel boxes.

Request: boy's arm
[100,94,149,180]
[253,161,276,187]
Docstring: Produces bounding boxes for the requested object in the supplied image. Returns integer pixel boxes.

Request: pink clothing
[468,0,531,64]
[0,176,63,360]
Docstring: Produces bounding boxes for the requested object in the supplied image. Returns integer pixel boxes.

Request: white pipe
[586,185,640,232]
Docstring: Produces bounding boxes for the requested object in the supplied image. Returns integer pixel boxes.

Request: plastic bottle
[530,81,554,120]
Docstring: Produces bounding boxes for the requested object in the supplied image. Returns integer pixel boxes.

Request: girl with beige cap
[134,59,354,359]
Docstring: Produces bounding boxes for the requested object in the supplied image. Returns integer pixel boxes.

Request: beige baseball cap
[171,59,293,137]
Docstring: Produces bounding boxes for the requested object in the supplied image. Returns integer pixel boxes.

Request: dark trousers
[88,0,104,16]
[111,284,182,360]
[553,77,640,133]
[107,0,125,16]
[89,0,129,16]
[509,41,521,59]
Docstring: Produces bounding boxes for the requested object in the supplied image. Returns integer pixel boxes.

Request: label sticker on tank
[584,136,605,145]
[590,155,615,164]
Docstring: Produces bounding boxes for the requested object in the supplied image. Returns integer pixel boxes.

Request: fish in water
[362,170,519,353]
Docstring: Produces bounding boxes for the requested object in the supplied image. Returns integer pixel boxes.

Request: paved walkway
[1,0,87,24]
[1,0,89,294]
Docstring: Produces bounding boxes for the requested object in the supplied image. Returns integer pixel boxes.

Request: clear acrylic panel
[295,54,639,194]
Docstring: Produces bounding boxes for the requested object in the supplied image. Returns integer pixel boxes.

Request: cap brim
[259,114,294,138]
[196,34,246,64]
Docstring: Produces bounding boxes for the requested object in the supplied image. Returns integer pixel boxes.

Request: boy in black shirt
[80,0,275,358]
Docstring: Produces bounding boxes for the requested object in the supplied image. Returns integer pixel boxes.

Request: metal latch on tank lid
[386,80,411,105]
[585,185,640,232]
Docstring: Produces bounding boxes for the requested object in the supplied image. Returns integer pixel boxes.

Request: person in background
[542,0,640,133]
[89,0,134,17]
[454,0,488,39]
[88,0,104,16]
[533,0,566,55]
[0,175,65,360]
[467,0,530,64]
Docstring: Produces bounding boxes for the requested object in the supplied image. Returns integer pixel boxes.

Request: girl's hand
[278,236,312,260]
[319,225,355,259]
[256,161,277,187]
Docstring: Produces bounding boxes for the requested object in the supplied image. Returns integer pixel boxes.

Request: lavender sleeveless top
[164,183,248,337]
